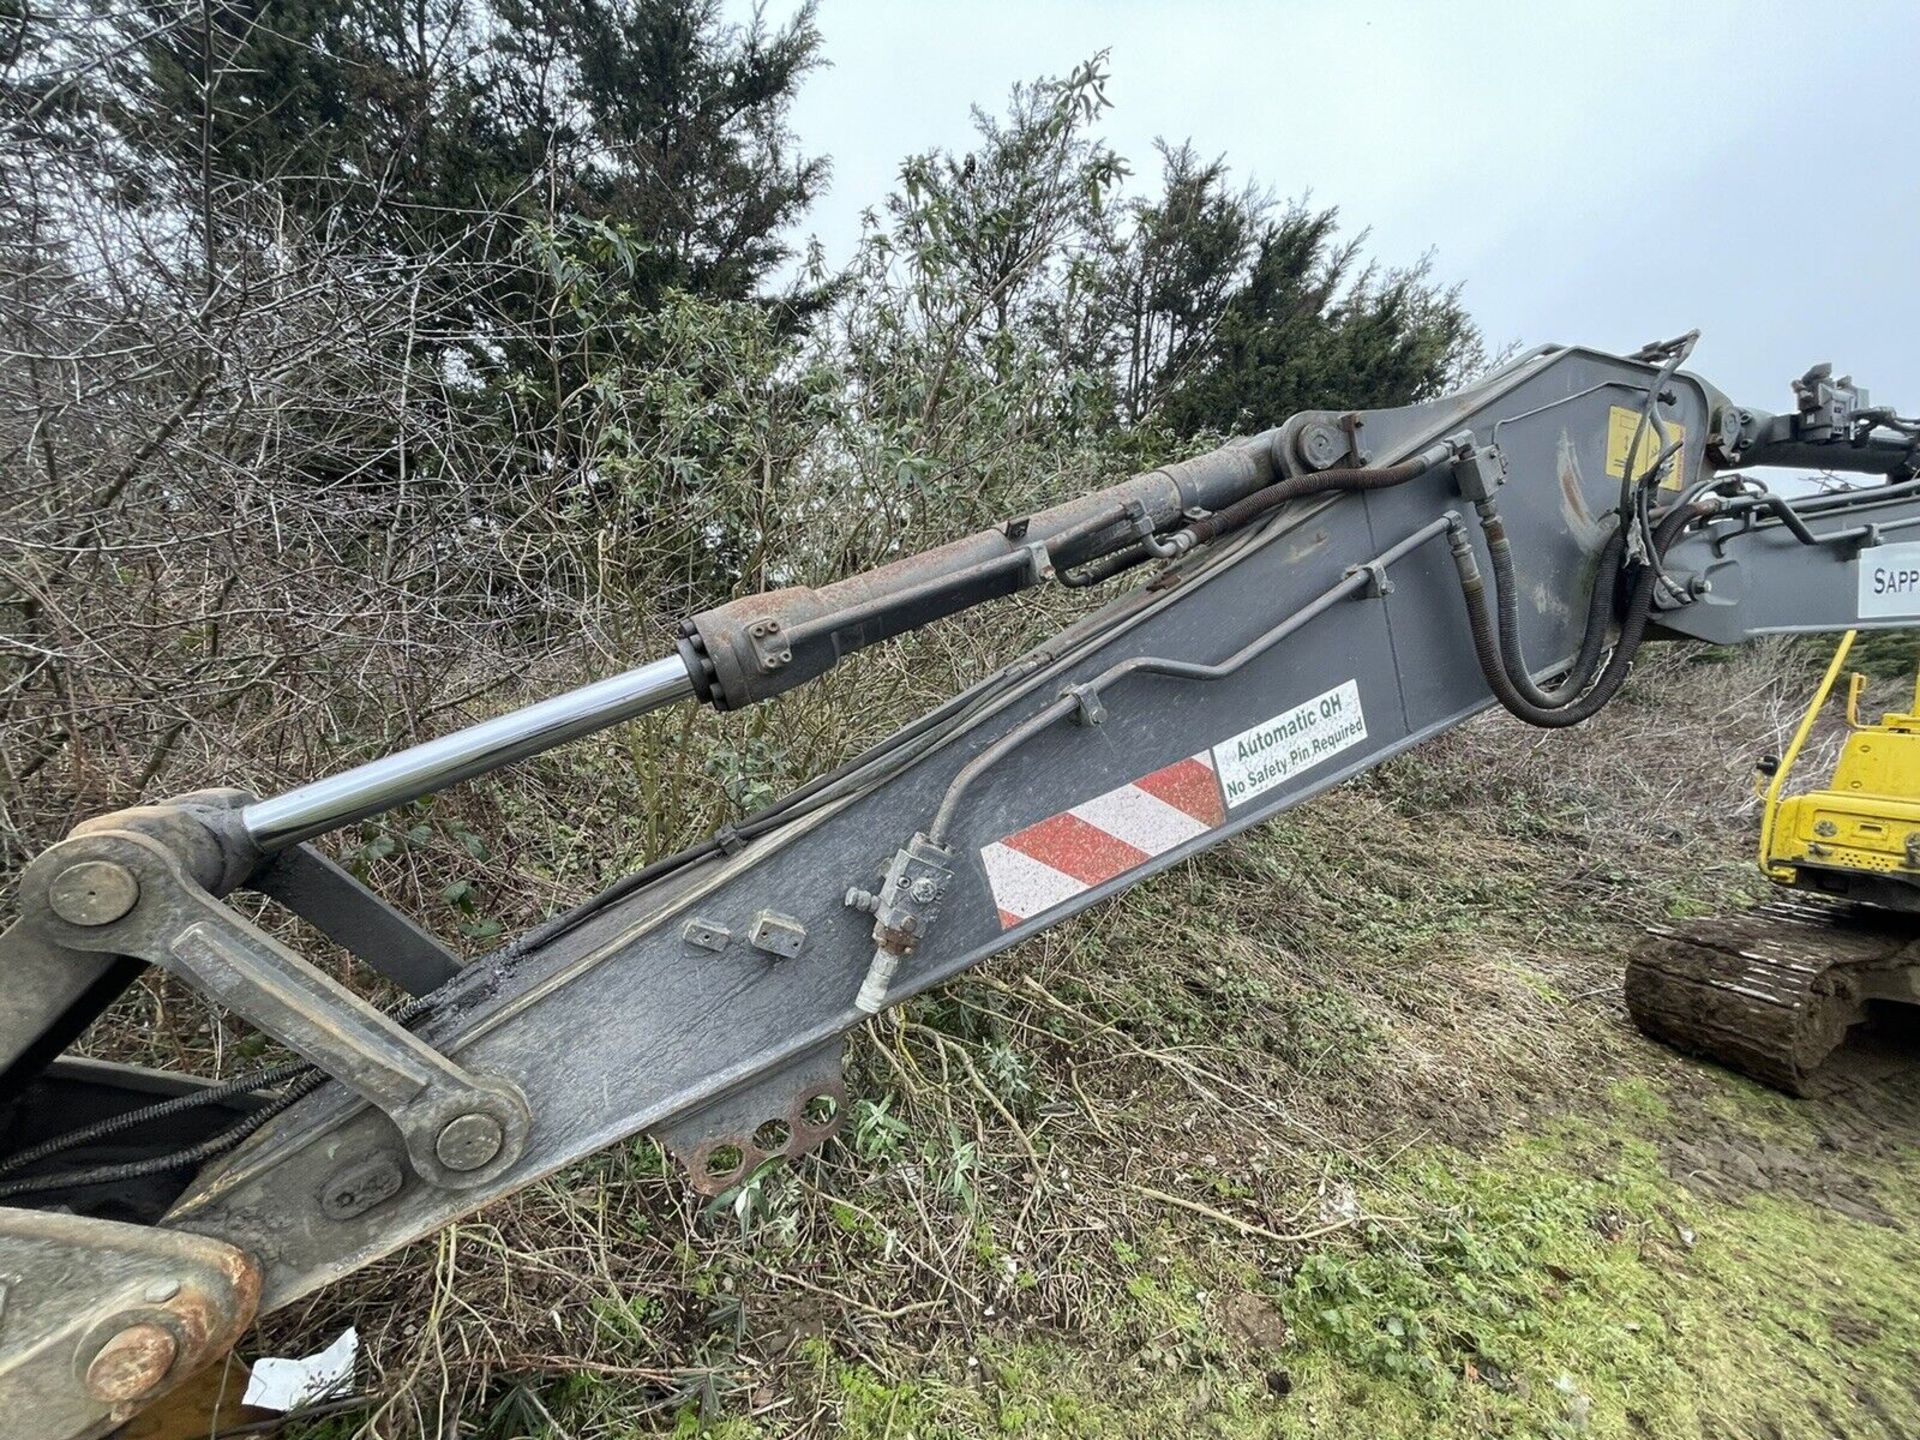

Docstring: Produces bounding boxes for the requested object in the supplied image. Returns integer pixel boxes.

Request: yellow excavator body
[1761,632,1920,908]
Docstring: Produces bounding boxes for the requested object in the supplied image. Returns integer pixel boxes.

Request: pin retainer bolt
[48,860,140,927]
[435,1112,505,1172]
[85,1322,178,1404]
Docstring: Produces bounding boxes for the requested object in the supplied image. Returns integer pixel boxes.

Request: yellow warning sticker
[1605,406,1686,491]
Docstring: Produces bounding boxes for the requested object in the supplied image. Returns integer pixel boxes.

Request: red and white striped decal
[980,752,1227,929]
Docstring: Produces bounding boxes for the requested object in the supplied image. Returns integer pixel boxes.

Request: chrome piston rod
[241,654,696,852]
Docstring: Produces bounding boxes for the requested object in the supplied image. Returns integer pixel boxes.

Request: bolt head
[85,1323,177,1403]
[49,861,139,926]
[1298,423,1343,469]
[435,1112,505,1172]
[909,877,938,903]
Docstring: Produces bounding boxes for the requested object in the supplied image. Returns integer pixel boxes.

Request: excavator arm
[4,336,1918,1437]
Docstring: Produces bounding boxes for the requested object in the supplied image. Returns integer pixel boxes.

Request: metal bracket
[17,830,530,1191]
[0,1209,260,1436]
[655,1042,848,1195]
[1343,560,1395,598]
[681,915,731,952]
[1848,522,1885,557]
[1062,682,1108,726]
[1339,411,1370,465]
[1022,539,1055,583]
[745,616,793,675]
[748,910,806,959]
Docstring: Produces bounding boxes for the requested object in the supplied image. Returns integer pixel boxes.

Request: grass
[551,1081,1920,1440]
[1267,1097,1920,1439]
[182,641,1920,1437]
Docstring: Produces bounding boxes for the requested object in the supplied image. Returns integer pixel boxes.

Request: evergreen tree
[487,0,826,306]
[1158,202,1480,437]
[63,0,823,311]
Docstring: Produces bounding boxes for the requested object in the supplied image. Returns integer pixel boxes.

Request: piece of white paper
[242,1327,358,1411]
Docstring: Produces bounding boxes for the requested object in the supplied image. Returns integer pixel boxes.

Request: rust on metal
[0,1208,264,1437]
[656,1044,851,1197]
[85,1323,178,1404]
[674,1073,849,1196]
[175,1244,264,1361]
[872,922,919,957]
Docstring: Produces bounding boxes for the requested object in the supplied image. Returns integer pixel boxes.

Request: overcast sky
[740,0,1919,418]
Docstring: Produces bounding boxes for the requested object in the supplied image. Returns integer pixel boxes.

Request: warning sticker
[1858,541,1920,619]
[1605,405,1687,492]
[980,752,1226,928]
[979,682,1370,928]
[1211,679,1367,809]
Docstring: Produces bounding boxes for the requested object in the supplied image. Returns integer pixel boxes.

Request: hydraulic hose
[1062,450,1446,588]
[0,1071,326,1201]
[1057,538,1154,588]
[1484,510,1627,708]
[1450,499,1712,729]
[1181,456,1432,547]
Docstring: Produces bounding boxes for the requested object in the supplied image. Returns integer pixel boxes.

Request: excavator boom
[4,337,1918,1437]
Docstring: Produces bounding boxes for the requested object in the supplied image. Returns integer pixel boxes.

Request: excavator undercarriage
[1626,627,1920,1094]
[5,337,1920,1437]
[1628,898,1920,1096]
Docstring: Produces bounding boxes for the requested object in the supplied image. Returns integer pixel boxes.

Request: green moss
[1605,1075,1671,1125]
[1505,964,1568,1005]
[667,1408,763,1439]
[807,1340,1289,1440]
[1256,1094,1920,1439]
[828,1361,960,1437]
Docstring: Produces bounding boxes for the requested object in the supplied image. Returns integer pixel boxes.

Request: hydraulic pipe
[241,655,696,851]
